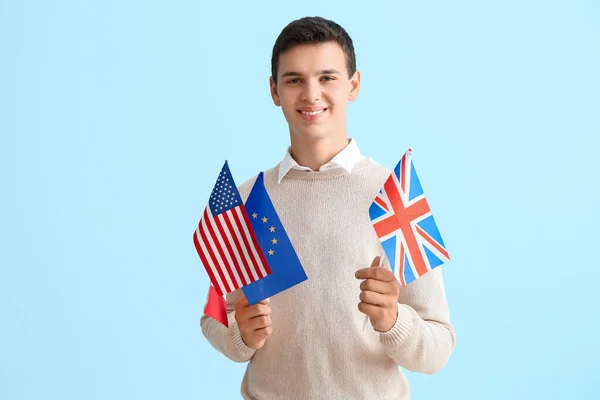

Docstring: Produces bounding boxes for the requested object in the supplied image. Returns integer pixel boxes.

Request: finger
[355,266,395,281]
[248,297,269,307]
[359,290,391,307]
[237,295,268,311]
[360,279,393,295]
[248,315,272,330]
[243,304,271,320]
[357,302,384,318]
[254,326,273,340]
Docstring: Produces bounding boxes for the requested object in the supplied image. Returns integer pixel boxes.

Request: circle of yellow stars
[252,212,277,256]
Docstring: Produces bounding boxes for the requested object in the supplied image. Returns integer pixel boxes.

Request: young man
[201,16,455,400]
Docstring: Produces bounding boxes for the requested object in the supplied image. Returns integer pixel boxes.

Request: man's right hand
[234,294,272,350]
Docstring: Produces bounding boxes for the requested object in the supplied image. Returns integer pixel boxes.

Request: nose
[301,79,321,102]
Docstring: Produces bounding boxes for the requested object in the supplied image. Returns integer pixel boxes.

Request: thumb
[236,293,249,308]
[371,256,381,267]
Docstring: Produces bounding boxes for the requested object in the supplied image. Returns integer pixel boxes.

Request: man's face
[270,42,360,141]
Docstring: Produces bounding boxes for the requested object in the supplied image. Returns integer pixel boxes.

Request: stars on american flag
[209,166,241,215]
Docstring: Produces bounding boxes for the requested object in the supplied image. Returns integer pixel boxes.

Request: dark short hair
[271,16,356,84]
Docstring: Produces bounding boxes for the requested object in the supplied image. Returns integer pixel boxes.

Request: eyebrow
[280,69,342,78]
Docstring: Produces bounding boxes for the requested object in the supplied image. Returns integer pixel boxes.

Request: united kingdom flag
[369,148,450,286]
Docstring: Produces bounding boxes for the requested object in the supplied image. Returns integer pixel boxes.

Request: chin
[292,127,329,141]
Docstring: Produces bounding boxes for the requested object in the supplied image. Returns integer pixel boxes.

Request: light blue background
[2,1,599,399]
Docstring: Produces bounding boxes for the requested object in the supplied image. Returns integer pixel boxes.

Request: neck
[289,134,350,171]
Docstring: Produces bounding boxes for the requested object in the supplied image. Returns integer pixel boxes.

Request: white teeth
[301,109,325,116]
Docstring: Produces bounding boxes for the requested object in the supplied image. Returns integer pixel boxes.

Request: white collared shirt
[277,138,367,183]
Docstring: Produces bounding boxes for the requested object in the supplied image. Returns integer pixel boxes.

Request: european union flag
[241,172,307,305]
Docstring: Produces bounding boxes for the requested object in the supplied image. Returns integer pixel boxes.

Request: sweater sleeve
[200,288,257,363]
[378,266,456,374]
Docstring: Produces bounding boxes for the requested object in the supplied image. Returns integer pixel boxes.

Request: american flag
[194,161,271,297]
[369,148,450,286]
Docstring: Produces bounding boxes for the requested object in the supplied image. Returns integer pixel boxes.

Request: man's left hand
[355,256,400,332]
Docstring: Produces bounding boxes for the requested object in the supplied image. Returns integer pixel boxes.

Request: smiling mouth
[298,108,327,116]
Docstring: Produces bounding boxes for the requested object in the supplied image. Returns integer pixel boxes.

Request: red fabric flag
[203,284,228,327]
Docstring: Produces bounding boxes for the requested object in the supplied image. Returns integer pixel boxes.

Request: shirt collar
[277,138,364,183]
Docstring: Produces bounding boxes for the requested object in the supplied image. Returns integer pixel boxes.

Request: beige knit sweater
[200,158,456,400]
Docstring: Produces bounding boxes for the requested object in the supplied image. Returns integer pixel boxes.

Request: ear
[270,76,281,106]
[348,70,361,102]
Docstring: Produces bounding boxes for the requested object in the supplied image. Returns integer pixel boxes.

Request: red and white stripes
[194,205,270,297]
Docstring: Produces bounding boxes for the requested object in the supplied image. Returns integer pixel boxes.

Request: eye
[321,76,336,81]
[287,78,301,84]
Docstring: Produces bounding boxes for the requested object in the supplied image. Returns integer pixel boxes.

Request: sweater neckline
[277,158,376,181]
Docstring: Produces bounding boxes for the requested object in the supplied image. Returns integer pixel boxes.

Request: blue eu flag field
[241,172,307,305]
